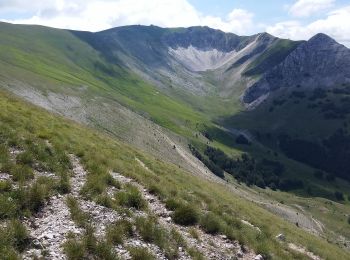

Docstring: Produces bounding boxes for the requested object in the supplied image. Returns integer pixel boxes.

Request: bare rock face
[244,33,350,104]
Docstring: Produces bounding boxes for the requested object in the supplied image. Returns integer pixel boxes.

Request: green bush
[189,227,199,239]
[172,204,199,226]
[135,216,181,259]
[135,216,162,243]
[148,184,165,198]
[0,180,12,192]
[96,193,113,208]
[0,195,18,219]
[187,247,205,260]
[165,198,181,211]
[27,182,46,212]
[95,240,117,260]
[0,145,11,173]
[0,247,18,260]
[58,172,70,194]
[105,174,121,189]
[83,225,98,254]
[134,214,186,258]
[106,219,133,245]
[16,151,34,166]
[7,219,30,252]
[128,246,154,260]
[10,164,34,182]
[335,191,344,201]
[64,235,86,260]
[0,219,30,254]
[64,228,116,260]
[199,213,222,234]
[115,185,146,210]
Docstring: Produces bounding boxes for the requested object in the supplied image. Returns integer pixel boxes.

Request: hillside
[0,21,350,259]
[1,89,349,259]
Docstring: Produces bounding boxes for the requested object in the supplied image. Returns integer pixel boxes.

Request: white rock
[276,233,286,241]
[254,254,264,260]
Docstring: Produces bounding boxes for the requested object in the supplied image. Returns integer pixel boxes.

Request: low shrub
[66,196,89,227]
[115,185,146,210]
[96,193,113,208]
[172,204,199,226]
[199,213,222,234]
[8,219,30,252]
[335,191,344,201]
[58,172,70,194]
[106,219,133,245]
[27,182,46,212]
[95,240,117,260]
[189,227,199,239]
[65,228,117,260]
[16,151,34,166]
[105,174,121,189]
[135,216,162,243]
[83,225,98,254]
[64,234,86,260]
[187,247,205,260]
[0,219,30,259]
[10,164,34,182]
[165,198,181,211]
[128,246,154,260]
[135,216,183,259]
[0,180,12,192]
[148,184,165,198]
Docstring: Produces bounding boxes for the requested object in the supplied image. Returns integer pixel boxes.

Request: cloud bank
[288,0,335,17]
[268,5,350,47]
[0,0,254,35]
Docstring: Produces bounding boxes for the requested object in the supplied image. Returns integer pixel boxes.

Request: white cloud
[267,5,350,47]
[0,0,254,35]
[201,9,254,35]
[289,0,335,17]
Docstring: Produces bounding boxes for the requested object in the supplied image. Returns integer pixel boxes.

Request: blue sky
[0,0,349,46]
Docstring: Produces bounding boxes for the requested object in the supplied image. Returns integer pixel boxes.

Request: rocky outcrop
[244,33,350,103]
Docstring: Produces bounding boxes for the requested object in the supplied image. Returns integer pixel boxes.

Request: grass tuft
[115,184,147,210]
[66,196,89,228]
[106,219,133,245]
[128,246,155,260]
[199,212,222,234]
[172,203,199,226]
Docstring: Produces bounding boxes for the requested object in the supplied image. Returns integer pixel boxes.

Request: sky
[0,0,349,46]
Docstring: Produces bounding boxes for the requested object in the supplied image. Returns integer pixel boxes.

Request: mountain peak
[307,33,338,47]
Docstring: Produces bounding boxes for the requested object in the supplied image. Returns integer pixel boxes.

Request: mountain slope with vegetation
[0,89,349,259]
[1,21,350,258]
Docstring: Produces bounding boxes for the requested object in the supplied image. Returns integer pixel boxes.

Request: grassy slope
[225,91,343,139]
[223,88,350,202]
[0,22,349,252]
[1,90,350,259]
[244,39,301,76]
[0,22,247,158]
[0,22,211,137]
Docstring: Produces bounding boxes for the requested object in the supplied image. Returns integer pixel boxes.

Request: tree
[236,135,250,145]
[334,191,344,201]
[314,170,324,179]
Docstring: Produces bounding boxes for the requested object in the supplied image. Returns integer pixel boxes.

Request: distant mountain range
[71,25,350,107]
